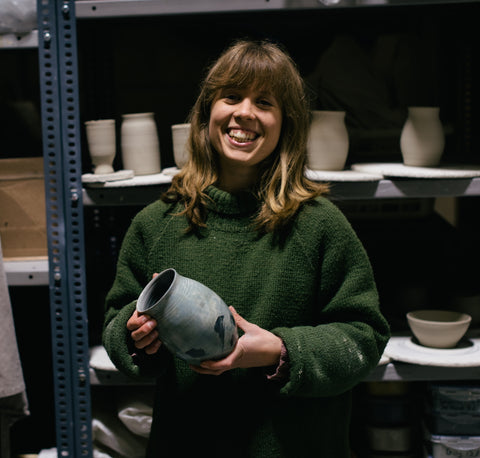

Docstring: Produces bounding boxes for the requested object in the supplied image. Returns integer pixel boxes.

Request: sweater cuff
[266,341,289,381]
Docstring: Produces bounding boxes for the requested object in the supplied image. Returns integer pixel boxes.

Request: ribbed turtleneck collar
[205,186,260,216]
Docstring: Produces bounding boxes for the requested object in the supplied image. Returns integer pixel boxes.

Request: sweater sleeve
[102,212,169,380]
[271,202,390,398]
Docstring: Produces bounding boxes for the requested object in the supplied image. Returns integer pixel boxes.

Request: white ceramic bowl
[406,310,472,349]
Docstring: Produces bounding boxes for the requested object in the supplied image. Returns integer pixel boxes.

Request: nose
[234,98,255,120]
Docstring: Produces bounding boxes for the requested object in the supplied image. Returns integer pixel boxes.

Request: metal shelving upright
[37,0,92,456]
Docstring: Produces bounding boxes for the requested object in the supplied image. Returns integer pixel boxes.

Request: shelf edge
[5,258,49,286]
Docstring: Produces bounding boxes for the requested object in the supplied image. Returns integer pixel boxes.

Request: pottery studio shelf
[0,30,38,49]
[74,0,480,18]
[82,165,480,206]
[4,257,49,286]
[365,333,480,382]
[89,334,480,386]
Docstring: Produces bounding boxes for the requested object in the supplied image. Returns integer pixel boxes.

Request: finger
[127,311,149,331]
[131,319,157,342]
[229,306,242,323]
[229,306,251,332]
[144,339,162,355]
[190,364,224,376]
[134,329,160,350]
[152,272,159,279]
[199,346,239,372]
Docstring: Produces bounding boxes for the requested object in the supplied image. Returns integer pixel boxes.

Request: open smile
[227,128,259,144]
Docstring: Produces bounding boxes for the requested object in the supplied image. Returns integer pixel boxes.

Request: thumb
[229,306,251,332]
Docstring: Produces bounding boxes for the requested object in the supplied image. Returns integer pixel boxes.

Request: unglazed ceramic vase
[121,112,161,175]
[136,268,238,365]
[307,110,349,171]
[400,107,445,167]
[171,123,190,168]
[406,310,471,349]
[85,119,116,174]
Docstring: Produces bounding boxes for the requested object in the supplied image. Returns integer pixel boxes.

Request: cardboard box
[0,157,47,259]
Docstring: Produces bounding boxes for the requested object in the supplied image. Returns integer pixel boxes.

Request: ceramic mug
[85,119,116,174]
[136,268,238,364]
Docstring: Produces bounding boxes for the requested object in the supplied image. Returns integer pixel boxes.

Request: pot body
[136,268,238,365]
[400,106,445,167]
[307,110,349,171]
[85,119,116,174]
[121,112,161,175]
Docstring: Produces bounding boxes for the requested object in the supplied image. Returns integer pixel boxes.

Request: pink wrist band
[266,341,289,381]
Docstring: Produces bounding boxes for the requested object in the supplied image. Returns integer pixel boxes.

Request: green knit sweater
[103,186,390,457]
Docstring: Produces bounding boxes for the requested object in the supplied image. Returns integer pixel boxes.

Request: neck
[217,166,259,193]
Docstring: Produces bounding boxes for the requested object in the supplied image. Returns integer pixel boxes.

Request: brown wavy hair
[162,39,329,233]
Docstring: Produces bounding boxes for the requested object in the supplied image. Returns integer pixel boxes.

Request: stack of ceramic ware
[425,383,480,457]
[353,382,424,457]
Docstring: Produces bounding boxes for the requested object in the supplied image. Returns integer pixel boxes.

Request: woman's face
[209,85,282,173]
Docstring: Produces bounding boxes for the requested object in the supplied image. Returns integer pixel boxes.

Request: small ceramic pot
[171,123,190,168]
[400,106,445,167]
[307,110,349,171]
[136,268,238,365]
[85,119,116,174]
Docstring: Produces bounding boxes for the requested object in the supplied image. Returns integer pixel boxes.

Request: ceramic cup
[136,268,238,365]
[84,119,116,174]
[171,123,190,168]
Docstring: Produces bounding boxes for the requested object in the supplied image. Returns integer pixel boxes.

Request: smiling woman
[102,38,390,458]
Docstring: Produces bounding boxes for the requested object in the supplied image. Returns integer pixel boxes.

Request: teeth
[229,129,256,142]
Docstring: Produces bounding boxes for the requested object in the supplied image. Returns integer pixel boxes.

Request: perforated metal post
[37,1,92,456]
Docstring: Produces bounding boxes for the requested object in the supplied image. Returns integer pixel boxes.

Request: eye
[258,98,273,107]
[257,94,278,109]
[221,90,240,103]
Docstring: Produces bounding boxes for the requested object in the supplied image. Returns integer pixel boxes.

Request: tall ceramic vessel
[136,268,238,365]
[400,106,444,167]
[121,112,161,175]
[307,110,349,171]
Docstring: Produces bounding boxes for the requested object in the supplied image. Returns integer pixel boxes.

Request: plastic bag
[118,399,153,438]
[116,388,154,438]
[92,416,148,458]
[0,0,37,34]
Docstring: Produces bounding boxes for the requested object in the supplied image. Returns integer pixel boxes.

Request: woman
[103,39,390,457]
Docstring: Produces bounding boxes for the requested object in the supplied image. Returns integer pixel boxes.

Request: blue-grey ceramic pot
[136,268,238,365]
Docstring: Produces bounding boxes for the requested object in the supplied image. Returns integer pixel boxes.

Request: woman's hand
[126,272,162,355]
[190,307,283,376]
[127,310,162,355]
